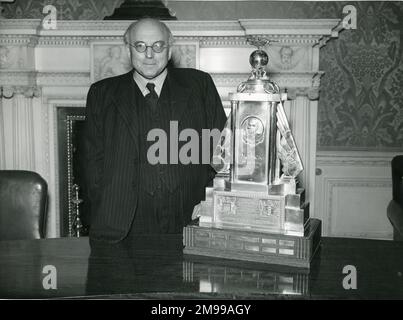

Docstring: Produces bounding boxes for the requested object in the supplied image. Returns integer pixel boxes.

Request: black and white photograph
[0,0,402,307]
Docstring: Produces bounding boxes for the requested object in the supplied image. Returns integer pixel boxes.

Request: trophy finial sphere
[249,50,269,69]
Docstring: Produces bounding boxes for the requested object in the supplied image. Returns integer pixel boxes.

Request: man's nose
[145,46,154,58]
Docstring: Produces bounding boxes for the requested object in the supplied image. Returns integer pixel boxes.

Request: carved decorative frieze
[239,19,342,37]
[1,19,342,40]
[34,35,321,48]
[0,70,36,84]
[37,72,90,87]
[1,85,41,98]
[91,41,198,82]
[265,45,311,72]
[0,19,336,99]
[0,70,40,98]
[38,37,90,47]
[0,35,38,46]
[199,36,248,47]
[0,19,40,31]
[0,45,35,69]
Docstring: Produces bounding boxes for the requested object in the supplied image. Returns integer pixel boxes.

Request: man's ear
[168,46,173,61]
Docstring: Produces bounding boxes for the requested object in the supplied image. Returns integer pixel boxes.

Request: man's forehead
[130,22,168,41]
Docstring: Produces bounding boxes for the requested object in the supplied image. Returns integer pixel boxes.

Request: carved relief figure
[280,46,293,68]
[99,46,130,79]
[271,46,305,71]
[0,46,11,69]
[171,45,196,68]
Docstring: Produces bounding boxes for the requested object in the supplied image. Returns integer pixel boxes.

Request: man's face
[246,119,258,135]
[126,21,172,79]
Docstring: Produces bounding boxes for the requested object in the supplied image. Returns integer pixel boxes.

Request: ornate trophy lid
[237,37,280,94]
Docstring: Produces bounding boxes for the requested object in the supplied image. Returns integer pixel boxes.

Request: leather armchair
[0,170,48,240]
[387,156,403,241]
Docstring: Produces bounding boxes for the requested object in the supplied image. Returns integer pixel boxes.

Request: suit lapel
[113,70,139,145]
[112,69,192,145]
[166,71,192,123]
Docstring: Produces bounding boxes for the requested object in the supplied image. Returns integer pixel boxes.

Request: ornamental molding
[317,35,332,49]
[0,70,37,86]
[0,71,92,97]
[38,37,90,46]
[0,85,41,98]
[325,177,392,236]
[0,70,39,97]
[199,35,326,47]
[2,19,342,34]
[42,95,87,104]
[0,19,40,33]
[42,20,132,31]
[239,19,343,36]
[212,72,323,90]
[199,36,248,47]
[2,70,323,99]
[22,35,326,48]
[287,87,320,100]
[0,35,39,46]
[316,150,400,167]
[1,19,343,40]
[37,72,90,86]
[317,159,392,167]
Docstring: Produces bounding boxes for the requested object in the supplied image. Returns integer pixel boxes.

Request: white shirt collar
[133,68,168,97]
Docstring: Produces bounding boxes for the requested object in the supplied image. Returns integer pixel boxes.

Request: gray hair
[123,19,174,46]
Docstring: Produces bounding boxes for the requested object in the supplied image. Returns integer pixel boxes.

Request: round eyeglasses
[128,41,168,53]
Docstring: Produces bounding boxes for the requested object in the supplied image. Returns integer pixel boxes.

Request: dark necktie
[145,82,158,113]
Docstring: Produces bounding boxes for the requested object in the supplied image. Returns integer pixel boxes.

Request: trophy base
[183,219,321,269]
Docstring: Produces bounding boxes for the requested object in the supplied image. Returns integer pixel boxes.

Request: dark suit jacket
[83,68,227,242]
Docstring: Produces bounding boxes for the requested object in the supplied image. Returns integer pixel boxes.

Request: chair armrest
[392,156,403,205]
[387,200,403,240]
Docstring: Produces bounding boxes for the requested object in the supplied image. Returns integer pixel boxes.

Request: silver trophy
[183,38,321,268]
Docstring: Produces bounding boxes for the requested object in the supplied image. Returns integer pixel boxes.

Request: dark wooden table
[0,236,402,299]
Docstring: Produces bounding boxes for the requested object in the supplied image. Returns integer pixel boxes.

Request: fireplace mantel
[0,19,343,237]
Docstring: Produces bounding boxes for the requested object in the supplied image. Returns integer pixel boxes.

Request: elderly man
[83,18,227,243]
